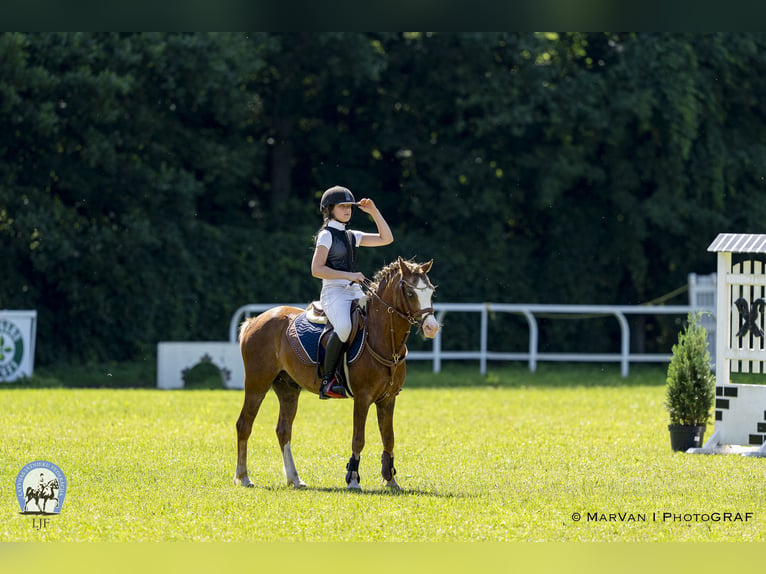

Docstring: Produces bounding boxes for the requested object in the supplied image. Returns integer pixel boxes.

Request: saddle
[287,301,367,395]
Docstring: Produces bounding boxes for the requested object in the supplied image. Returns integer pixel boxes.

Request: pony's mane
[371,259,409,293]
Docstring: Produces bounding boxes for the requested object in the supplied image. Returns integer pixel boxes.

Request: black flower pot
[668,424,706,451]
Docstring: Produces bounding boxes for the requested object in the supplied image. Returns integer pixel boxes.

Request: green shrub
[665,312,715,426]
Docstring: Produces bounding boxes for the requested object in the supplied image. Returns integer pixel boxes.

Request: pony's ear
[419,259,433,273]
[397,256,409,273]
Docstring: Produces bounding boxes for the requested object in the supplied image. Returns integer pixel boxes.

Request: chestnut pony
[234,257,440,490]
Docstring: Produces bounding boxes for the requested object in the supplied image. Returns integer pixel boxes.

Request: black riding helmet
[320,186,356,210]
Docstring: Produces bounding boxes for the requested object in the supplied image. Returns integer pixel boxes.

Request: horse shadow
[259,484,476,499]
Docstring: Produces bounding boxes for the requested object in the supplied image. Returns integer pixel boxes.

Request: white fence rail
[228,302,716,378]
[409,303,713,377]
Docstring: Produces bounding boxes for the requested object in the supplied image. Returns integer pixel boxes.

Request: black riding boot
[319,333,347,399]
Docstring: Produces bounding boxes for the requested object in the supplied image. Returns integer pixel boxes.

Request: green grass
[1,363,763,542]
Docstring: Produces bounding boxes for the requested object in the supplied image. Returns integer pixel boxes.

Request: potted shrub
[665,311,715,452]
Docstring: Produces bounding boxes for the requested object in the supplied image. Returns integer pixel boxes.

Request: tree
[3,33,766,363]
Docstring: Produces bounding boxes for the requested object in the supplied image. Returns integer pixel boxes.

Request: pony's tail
[238,318,253,344]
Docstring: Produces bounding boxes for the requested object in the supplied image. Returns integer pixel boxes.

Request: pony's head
[393,256,440,339]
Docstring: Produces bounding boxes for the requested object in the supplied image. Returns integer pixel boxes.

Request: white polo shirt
[316,220,364,288]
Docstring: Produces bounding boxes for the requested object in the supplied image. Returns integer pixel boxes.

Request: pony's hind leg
[234,388,268,487]
[272,373,306,488]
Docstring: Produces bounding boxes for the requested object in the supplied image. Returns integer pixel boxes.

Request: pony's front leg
[347,398,372,490]
[376,397,400,489]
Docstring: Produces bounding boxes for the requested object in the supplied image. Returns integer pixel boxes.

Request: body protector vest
[325,226,357,272]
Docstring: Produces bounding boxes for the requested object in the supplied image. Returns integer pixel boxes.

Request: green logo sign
[0,319,24,380]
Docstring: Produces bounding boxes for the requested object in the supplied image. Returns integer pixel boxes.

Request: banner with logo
[0,310,37,382]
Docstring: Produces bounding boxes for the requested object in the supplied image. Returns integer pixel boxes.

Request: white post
[715,252,730,388]
[522,310,537,373]
[614,311,630,378]
[433,310,447,374]
[480,305,488,375]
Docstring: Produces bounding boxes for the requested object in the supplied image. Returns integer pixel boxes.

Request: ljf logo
[16,461,67,516]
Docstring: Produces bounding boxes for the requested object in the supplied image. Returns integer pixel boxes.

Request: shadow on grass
[2,361,156,389]
[4,360,670,390]
[403,361,668,389]
[256,484,476,498]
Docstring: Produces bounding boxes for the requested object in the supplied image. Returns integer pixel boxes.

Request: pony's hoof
[234,475,254,488]
[346,479,362,491]
[385,478,401,490]
[288,479,307,489]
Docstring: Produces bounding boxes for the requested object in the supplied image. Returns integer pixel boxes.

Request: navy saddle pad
[291,312,365,366]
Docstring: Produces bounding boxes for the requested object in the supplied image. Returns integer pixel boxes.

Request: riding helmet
[320,186,355,210]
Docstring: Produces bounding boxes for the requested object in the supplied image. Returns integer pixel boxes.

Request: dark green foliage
[665,312,715,426]
[2,33,766,364]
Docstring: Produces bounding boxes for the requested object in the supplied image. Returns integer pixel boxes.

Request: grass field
[1,363,763,542]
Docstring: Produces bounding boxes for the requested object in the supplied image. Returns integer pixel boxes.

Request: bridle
[362,277,435,328]
[360,276,436,378]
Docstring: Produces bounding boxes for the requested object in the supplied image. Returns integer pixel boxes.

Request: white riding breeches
[319,281,364,342]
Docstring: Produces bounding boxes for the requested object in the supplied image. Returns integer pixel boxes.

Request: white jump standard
[692,233,766,456]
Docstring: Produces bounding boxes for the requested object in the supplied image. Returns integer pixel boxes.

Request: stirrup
[319,375,347,400]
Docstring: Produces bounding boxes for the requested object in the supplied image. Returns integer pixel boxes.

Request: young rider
[311,186,394,399]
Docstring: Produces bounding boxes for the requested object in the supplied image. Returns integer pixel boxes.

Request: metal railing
[410,303,715,377]
[228,301,716,378]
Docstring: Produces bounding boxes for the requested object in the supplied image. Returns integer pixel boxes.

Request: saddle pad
[288,311,365,366]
